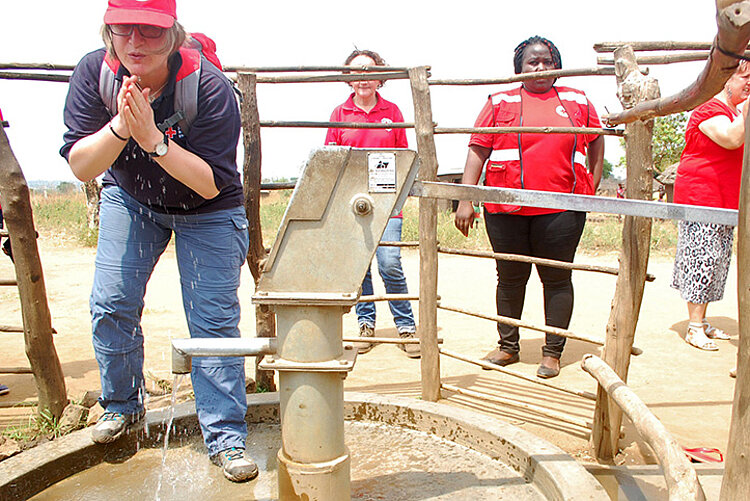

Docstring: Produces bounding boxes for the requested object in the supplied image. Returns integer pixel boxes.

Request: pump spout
[171,338,277,374]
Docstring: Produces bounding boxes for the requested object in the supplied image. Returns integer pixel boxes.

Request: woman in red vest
[454,36,604,379]
[671,61,750,352]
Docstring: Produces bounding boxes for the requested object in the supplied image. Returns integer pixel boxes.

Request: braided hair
[513,36,562,74]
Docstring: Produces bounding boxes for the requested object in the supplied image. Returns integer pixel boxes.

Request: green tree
[652,112,688,173]
[57,181,76,194]
[602,158,613,179]
[615,111,688,174]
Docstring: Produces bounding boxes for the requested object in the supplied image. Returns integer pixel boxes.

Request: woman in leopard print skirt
[671,61,750,351]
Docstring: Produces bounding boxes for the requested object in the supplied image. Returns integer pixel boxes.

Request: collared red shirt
[325,93,408,149]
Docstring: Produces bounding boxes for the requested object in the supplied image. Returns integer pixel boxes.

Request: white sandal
[702,321,730,340]
[685,325,719,351]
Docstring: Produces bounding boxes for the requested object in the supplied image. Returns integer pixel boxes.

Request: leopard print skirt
[671,220,734,304]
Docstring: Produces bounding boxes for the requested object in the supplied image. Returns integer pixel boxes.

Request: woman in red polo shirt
[454,36,604,379]
[325,49,419,358]
[671,61,750,351]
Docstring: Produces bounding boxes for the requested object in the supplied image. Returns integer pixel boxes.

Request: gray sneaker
[354,325,375,354]
[211,447,259,482]
[91,410,145,444]
[398,330,421,359]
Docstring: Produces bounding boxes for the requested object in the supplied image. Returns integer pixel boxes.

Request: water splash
[154,374,184,501]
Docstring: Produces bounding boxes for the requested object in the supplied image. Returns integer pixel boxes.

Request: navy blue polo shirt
[61,48,243,214]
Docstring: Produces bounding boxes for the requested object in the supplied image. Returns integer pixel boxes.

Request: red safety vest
[478,86,597,213]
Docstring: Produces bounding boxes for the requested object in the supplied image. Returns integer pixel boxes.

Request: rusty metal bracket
[258,344,358,372]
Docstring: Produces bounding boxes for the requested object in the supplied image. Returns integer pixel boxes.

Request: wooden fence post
[0,127,67,418]
[720,90,750,500]
[82,179,101,230]
[238,72,276,392]
[409,66,440,402]
[590,46,659,460]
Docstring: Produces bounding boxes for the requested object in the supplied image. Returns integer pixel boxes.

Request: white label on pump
[368,152,397,193]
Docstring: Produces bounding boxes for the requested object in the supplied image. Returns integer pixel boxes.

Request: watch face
[155,141,168,157]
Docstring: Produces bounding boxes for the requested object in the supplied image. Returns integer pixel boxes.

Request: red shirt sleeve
[468,98,495,148]
[325,107,342,145]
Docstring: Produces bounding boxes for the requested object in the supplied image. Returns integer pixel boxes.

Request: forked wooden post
[720,80,750,500]
[583,355,705,500]
[409,66,440,402]
[591,46,658,460]
[238,72,276,392]
[0,127,66,418]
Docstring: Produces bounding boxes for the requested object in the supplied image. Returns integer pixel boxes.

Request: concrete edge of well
[0,391,607,501]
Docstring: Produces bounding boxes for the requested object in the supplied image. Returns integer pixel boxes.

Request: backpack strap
[99,53,121,118]
[173,47,202,134]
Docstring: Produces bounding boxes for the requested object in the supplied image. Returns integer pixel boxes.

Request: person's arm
[586,135,605,190]
[698,104,748,149]
[454,145,490,237]
[67,77,134,182]
[122,81,219,199]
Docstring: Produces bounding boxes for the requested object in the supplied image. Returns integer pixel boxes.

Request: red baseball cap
[104,0,177,28]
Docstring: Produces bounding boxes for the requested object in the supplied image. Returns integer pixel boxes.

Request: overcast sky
[0,0,720,182]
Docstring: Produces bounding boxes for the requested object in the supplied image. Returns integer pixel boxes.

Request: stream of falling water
[154,374,185,501]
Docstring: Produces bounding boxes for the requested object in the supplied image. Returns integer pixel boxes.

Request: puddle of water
[30,421,543,500]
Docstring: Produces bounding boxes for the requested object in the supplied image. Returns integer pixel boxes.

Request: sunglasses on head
[109,24,166,39]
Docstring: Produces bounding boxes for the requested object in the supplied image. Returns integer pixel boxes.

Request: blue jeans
[91,186,250,456]
[356,217,416,333]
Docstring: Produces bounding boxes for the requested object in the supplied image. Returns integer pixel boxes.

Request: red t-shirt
[325,93,408,148]
[674,98,744,210]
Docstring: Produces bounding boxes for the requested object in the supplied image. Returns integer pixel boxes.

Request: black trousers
[484,209,586,358]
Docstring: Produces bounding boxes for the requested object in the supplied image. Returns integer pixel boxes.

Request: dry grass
[27,189,679,256]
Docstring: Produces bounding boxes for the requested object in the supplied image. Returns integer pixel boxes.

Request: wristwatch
[148,135,169,158]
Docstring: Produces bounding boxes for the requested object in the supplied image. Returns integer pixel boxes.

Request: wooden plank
[593,41,716,52]
[428,67,615,85]
[591,47,657,461]
[409,66,441,402]
[0,366,33,374]
[440,348,596,401]
[437,246,655,282]
[597,52,714,65]
[261,120,414,129]
[438,303,643,355]
[253,71,409,84]
[0,279,18,286]
[0,325,24,333]
[433,126,623,136]
[0,122,67,419]
[441,383,592,430]
[238,73,276,393]
[720,81,750,501]
[343,337,443,345]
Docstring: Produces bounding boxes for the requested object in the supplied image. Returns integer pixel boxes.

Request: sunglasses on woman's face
[109,24,166,39]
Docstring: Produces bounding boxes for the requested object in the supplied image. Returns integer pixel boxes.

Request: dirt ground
[0,236,739,470]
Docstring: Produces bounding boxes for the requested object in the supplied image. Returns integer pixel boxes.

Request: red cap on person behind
[104,0,177,29]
